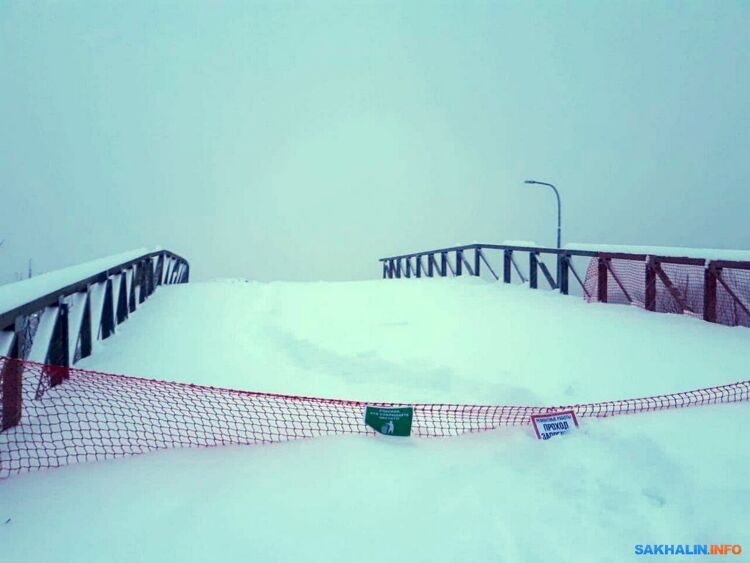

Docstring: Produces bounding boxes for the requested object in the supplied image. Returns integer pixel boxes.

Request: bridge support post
[138,261,147,304]
[503,251,512,283]
[147,259,154,296]
[147,259,155,297]
[117,273,129,323]
[529,253,538,289]
[48,299,70,386]
[155,255,165,286]
[163,259,172,285]
[455,251,463,276]
[645,259,657,311]
[440,252,448,277]
[559,254,570,295]
[101,278,115,339]
[703,263,718,323]
[597,257,608,303]
[1,328,22,431]
[474,249,481,277]
[427,254,434,277]
[128,267,137,313]
[78,289,92,360]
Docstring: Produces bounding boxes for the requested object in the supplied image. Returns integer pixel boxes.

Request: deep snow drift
[3,404,749,563]
[2,278,749,562]
[80,277,750,404]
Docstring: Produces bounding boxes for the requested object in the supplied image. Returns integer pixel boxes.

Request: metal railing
[379,243,595,295]
[1,249,189,431]
[379,243,750,326]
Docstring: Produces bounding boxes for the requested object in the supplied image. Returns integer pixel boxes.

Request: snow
[566,242,750,262]
[501,239,540,247]
[2,405,748,563]
[2,277,750,561]
[0,248,155,316]
[79,278,750,405]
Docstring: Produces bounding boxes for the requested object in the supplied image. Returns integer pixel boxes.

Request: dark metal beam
[1,331,22,431]
[559,254,570,295]
[155,255,165,286]
[477,250,499,281]
[0,250,189,330]
[538,258,557,290]
[704,264,718,323]
[503,250,512,284]
[128,267,137,313]
[597,258,608,303]
[47,299,70,385]
[101,278,116,339]
[117,272,129,323]
[529,253,538,289]
[78,291,92,360]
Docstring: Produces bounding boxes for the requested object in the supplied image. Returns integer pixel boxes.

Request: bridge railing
[380,244,596,295]
[379,243,750,328]
[0,249,189,431]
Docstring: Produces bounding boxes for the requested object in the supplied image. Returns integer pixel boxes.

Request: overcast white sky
[1,1,748,282]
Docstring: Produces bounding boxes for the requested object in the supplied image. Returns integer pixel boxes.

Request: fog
[1,1,748,282]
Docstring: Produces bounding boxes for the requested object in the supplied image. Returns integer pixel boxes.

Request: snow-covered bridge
[1,247,749,562]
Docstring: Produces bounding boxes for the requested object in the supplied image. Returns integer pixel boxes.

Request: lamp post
[524,179,562,284]
[524,180,561,249]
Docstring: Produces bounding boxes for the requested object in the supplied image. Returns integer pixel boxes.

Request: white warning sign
[530,410,579,440]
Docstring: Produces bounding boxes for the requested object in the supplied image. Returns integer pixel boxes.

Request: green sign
[364,406,413,437]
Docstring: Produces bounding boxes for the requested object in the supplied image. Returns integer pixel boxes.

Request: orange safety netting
[1,357,748,479]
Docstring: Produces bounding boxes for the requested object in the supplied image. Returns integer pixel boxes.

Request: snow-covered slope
[2,405,748,563]
[79,277,749,404]
[2,277,749,562]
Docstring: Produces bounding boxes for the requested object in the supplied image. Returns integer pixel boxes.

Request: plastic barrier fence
[1,357,748,478]
[582,255,750,328]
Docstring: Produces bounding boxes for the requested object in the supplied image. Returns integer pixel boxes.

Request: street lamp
[524,179,562,286]
[524,180,561,249]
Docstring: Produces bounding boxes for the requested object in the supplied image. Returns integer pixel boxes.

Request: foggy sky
[2,1,748,283]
